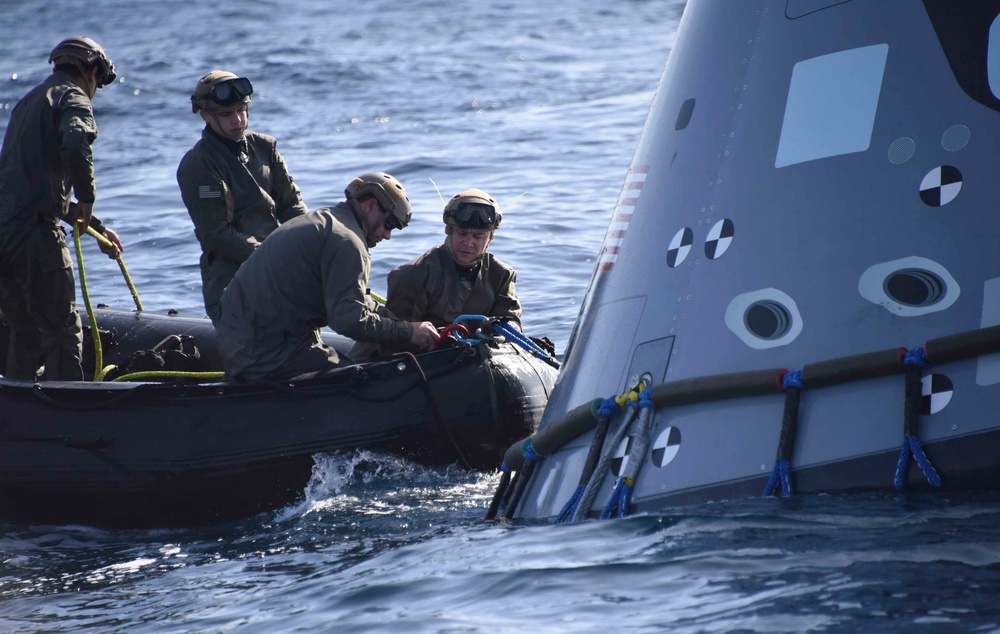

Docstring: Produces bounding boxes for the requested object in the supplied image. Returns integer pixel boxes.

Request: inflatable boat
[0,308,557,528]
[491,0,1000,522]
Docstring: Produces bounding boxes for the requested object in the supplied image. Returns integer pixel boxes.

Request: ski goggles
[451,203,497,227]
[208,77,253,107]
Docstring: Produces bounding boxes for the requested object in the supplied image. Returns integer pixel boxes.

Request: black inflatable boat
[0,308,557,528]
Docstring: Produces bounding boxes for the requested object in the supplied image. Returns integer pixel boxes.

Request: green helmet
[345,172,412,229]
[443,189,502,231]
[48,36,116,87]
[191,71,254,113]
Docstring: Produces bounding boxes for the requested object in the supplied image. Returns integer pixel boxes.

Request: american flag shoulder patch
[198,185,222,199]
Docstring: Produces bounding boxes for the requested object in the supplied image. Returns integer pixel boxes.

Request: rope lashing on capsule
[555,396,623,524]
[763,370,804,498]
[485,437,545,521]
[894,347,941,489]
[600,387,655,520]
[500,438,544,520]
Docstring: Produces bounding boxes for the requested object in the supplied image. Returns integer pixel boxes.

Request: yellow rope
[613,379,648,408]
[85,226,143,311]
[73,221,103,381]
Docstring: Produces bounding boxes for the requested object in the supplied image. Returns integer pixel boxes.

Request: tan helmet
[48,36,116,87]
[345,172,412,229]
[190,70,253,113]
[443,188,502,231]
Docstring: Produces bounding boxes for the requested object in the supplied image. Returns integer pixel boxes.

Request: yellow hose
[73,221,103,381]
[86,226,143,311]
[75,223,224,384]
[109,370,225,382]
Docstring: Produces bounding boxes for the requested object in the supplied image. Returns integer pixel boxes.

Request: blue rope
[763,464,781,497]
[903,347,928,368]
[493,321,558,365]
[782,370,805,390]
[599,479,635,519]
[762,371,803,498]
[522,438,543,462]
[780,459,792,495]
[762,459,794,497]
[636,387,654,409]
[618,481,634,517]
[597,397,621,418]
[556,485,585,524]
[894,440,910,489]
[908,436,941,486]
[600,481,623,519]
[894,435,942,488]
[894,347,940,489]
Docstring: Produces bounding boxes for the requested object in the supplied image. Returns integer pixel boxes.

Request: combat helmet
[48,36,116,87]
[443,189,502,231]
[191,71,254,113]
[345,172,412,229]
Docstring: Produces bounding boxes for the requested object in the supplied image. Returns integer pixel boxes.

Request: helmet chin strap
[82,67,99,99]
[361,199,383,248]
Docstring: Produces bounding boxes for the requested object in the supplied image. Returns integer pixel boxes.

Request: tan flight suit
[386,244,521,329]
[215,202,412,381]
[176,127,307,322]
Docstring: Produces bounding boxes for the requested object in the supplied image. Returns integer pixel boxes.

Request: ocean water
[3,1,1000,632]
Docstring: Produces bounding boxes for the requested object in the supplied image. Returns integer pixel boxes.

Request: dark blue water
[3,1,1000,632]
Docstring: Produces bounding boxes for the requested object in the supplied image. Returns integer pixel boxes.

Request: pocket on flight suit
[28,225,77,329]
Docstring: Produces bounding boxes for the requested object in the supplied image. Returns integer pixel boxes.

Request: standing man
[177,70,308,323]
[215,172,439,381]
[386,188,521,329]
[0,36,123,382]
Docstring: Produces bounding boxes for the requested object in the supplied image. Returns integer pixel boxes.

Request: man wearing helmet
[177,70,308,323]
[385,188,521,331]
[0,36,124,381]
[214,172,439,381]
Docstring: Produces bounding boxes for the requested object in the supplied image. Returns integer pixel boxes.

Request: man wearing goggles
[177,70,308,324]
[214,172,439,382]
[385,188,521,334]
[0,36,124,381]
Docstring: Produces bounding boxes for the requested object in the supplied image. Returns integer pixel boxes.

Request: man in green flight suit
[0,36,123,381]
[177,70,308,323]
[385,188,521,331]
[215,172,439,381]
